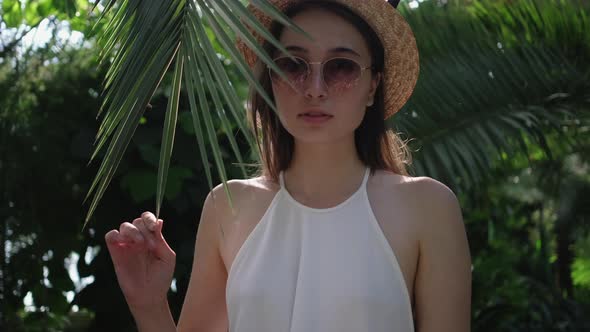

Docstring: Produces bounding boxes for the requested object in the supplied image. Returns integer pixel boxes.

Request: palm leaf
[393,0,590,193]
[156,49,184,217]
[84,0,303,225]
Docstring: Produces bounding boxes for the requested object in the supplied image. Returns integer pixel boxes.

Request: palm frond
[84,0,302,225]
[395,0,590,192]
[156,50,184,217]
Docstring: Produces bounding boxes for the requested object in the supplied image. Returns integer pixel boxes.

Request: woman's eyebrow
[284,45,361,57]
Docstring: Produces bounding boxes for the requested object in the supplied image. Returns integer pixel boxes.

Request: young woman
[105,1,472,331]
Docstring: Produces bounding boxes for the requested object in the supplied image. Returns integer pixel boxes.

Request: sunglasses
[268,56,373,94]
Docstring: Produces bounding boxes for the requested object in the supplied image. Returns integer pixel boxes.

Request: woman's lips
[298,113,333,124]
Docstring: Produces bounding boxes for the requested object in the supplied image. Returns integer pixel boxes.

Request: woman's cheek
[336,99,366,126]
[273,88,297,120]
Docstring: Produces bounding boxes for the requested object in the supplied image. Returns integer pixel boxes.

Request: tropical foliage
[83,0,309,224]
[398,0,590,191]
[1,0,589,331]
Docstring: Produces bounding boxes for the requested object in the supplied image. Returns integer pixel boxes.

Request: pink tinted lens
[323,58,361,88]
[271,57,308,85]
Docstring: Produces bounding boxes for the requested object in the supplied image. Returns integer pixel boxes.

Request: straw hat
[237,0,420,119]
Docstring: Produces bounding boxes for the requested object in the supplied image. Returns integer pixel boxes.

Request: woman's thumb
[152,219,176,261]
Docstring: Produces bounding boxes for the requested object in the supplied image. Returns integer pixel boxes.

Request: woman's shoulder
[375,170,462,226]
[377,169,457,201]
[375,170,465,255]
[204,174,280,216]
[211,174,279,196]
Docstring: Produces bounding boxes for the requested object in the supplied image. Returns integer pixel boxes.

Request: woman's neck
[283,138,366,199]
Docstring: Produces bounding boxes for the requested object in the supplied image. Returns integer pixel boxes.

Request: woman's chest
[219,185,420,309]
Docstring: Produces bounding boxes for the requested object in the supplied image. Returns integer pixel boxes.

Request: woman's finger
[119,222,144,243]
[104,229,122,246]
[141,211,158,232]
[139,212,168,245]
[133,217,156,249]
[104,229,119,243]
[142,218,175,262]
[155,219,176,262]
[104,229,136,259]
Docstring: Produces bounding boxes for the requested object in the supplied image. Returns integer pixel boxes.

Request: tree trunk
[555,221,574,297]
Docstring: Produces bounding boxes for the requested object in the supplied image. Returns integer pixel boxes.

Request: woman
[105,1,472,331]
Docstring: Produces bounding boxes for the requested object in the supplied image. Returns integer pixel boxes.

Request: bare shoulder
[203,175,280,243]
[373,170,465,241]
[375,169,458,200]
[381,170,457,199]
[405,175,463,231]
[205,175,279,215]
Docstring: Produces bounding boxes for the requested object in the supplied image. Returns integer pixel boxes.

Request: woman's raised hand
[105,211,176,312]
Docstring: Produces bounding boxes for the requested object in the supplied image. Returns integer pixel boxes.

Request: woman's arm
[176,183,234,332]
[131,301,176,332]
[413,178,472,332]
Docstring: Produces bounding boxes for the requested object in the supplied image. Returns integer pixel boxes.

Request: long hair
[246,1,413,182]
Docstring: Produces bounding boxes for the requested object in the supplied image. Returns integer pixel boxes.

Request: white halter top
[225,167,414,332]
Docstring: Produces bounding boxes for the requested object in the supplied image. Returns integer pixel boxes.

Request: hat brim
[237,0,420,119]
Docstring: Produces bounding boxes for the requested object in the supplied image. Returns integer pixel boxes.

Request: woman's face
[270,8,381,144]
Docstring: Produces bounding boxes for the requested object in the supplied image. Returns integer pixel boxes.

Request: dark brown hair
[246,1,412,182]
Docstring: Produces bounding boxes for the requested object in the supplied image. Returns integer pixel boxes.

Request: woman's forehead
[277,8,370,58]
[279,45,361,58]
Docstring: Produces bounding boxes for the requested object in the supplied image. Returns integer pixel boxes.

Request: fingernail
[147,220,156,231]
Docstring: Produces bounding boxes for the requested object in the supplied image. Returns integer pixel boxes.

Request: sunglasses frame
[268,55,373,93]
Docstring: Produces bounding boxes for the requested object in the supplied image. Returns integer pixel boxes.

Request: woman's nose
[303,64,328,99]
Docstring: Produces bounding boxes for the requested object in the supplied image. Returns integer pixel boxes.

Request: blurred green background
[1,0,589,331]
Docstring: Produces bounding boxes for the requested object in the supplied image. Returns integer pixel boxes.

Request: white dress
[226,167,414,332]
